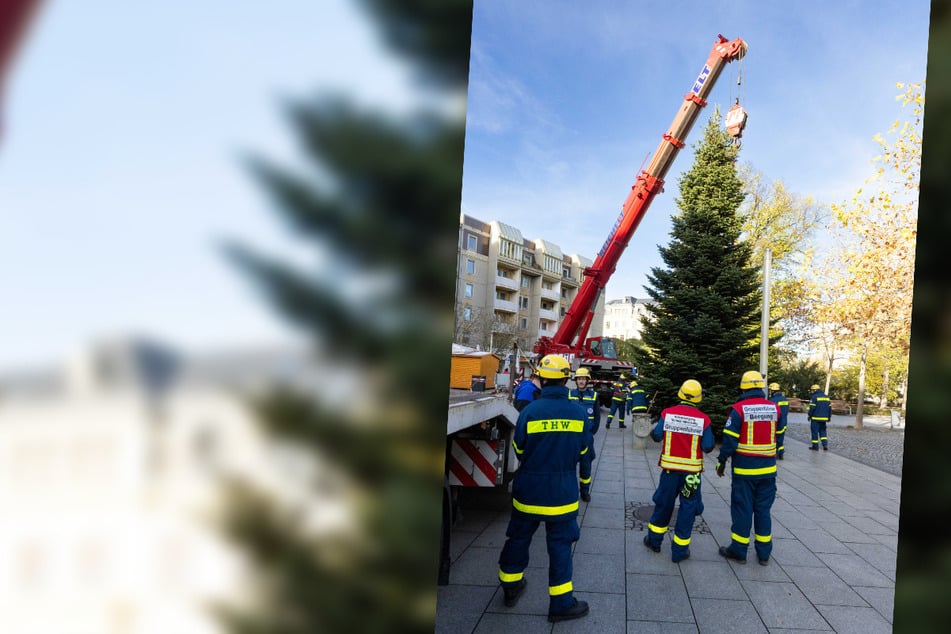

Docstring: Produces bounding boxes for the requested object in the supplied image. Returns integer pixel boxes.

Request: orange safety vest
[657,404,711,472]
[731,398,778,458]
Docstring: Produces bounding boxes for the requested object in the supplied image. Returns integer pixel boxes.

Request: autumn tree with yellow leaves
[826,81,922,427]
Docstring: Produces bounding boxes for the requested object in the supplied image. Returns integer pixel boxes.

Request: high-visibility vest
[731,398,779,458]
[657,404,711,472]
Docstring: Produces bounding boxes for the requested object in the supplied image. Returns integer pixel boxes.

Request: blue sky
[461,0,930,302]
[0,1,421,369]
[0,1,931,369]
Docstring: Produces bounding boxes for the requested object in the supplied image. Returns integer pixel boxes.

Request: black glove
[716,460,726,477]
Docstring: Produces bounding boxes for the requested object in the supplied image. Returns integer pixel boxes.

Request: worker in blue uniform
[605,374,629,429]
[497,354,593,623]
[513,372,541,412]
[768,382,788,460]
[569,367,600,481]
[627,379,649,416]
[643,379,714,562]
[716,370,780,566]
[807,384,832,451]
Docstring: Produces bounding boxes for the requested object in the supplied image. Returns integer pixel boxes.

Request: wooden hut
[449,346,501,390]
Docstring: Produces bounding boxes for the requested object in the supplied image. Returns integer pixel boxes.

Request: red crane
[0,0,43,139]
[533,34,748,385]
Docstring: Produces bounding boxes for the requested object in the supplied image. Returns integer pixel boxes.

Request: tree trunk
[824,354,834,394]
[855,342,868,430]
[879,364,890,408]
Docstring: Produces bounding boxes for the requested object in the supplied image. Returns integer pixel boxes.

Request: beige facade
[455,214,604,354]
[603,296,653,341]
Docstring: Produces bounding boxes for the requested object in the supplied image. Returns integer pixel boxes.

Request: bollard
[890,409,903,429]
[631,413,651,449]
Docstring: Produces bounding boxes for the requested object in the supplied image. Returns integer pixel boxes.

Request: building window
[497,268,510,278]
[467,235,478,251]
[466,259,475,275]
[563,266,572,279]
[606,321,611,329]
[544,254,560,272]
[520,296,529,309]
[496,290,510,301]
[540,323,549,331]
[561,307,566,316]
[521,277,532,289]
[543,281,553,290]
[500,238,522,260]
[520,318,527,329]
[463,307,472,321]
[465,283,473,298]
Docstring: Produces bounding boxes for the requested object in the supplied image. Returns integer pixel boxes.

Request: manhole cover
[627,502,711,534]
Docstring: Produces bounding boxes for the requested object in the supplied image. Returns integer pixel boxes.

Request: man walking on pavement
[606,374,629,429]
[768,382,789,460]
[716,370,781,566]
[627,378,649,416]
[497,354,593,623]
[807,384,832,451]
[643,379,714,562]
[569,367,600,486]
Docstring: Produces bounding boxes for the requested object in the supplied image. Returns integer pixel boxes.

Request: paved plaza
[436,410,903,633]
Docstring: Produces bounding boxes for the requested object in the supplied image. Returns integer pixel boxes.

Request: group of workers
[499,357,834,623]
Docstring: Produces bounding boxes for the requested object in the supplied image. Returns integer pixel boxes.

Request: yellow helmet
[537,355,571,379]
[740,370,765,390]
[629,380,638,387]
[768,382,780,391]
[810,384,820,391]
[678,379,702,403]
[574,367,591,379]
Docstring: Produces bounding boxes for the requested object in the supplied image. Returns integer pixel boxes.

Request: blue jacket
[511,385,594,520]
[569,386,601,435]
[717,389,780,479]
[628,385,649,412]
[769,391,789,454]
[808,389,832,421]
[513,379,540,402]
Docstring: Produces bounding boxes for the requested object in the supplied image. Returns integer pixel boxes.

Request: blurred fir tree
[215,1,472,633]
[632,111,761,436]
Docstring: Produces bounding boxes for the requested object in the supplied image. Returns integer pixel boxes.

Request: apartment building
[455,214,604,354]
[603,296,653,341]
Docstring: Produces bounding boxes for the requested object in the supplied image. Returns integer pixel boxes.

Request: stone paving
[436,408,901,633]
[782,412,905,477]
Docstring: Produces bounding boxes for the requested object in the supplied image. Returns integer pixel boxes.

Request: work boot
[822,445,828,451]
[718,546,746,564]
[502,579,526,607]
[673,551,690,563]
[758,557,769,566]
[548,599,589,623]
[580,491,591,503]
[643,535,660,553]
[809,446,819,451]
[619,424,627,429]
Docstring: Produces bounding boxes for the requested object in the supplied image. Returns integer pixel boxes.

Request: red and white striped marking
[449,439,501,487]
[580,359,635,366]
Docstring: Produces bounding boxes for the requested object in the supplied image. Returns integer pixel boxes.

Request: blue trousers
[810,420,828,448]
[498,512,580,612]
[608,398,625,425]
[726,476,776,561]
[645,470,704,561]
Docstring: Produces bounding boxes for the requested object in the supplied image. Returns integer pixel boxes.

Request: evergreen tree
[215,2,472,633]
[633,110,762,435]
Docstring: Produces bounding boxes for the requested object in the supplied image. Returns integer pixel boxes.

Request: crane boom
[536,34,747,358]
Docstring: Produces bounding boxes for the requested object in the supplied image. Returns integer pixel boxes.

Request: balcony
[540,287,560,301]
[538,308,558,321]
[494,298,518,313]
[561,273,579,287]
[495,275,519,291]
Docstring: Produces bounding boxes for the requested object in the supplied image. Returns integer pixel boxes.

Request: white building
[603,296,653,341]
[0,338,327,634]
